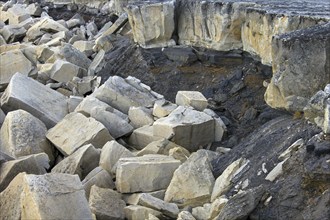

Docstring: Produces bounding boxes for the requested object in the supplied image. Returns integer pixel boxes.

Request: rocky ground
[0,0,329,220]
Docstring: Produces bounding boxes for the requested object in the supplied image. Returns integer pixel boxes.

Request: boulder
[0,153,49,192]
[49,59,85,83]
[71,76,100,96]
[125,1,175,48]
[0,108,5,126]
[59,43,91,70]
[0,25,26,43]
[175,91,208,111]
[124,205,162,220]
[0,73,68,128]
[46,112,113,156]
[68,95,83,112]
[123,190,166,205]
[0,173,93,220]
[153,106,215,152]
[177,211,196,220]
[192,203,211,220]
[152,100,177,118]
[128,106,154,128]
[99,140,135,175]
[324,102,330,134]
[89,185,126,220]
[73,40,94,57]
[116,155,180,193]
[203,109,227,142]
[7,4,31,25]
[209,197,228,219]
[52,144,100,180]
[0,49,35,90]
[164,150,217,207]
[128,125,163,150]
[0,110,54,161]
[88,49,106,76]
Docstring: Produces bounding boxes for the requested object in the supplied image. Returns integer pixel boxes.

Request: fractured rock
[46,112,113,156]
[68,95,83,112]
[73,40,94,57]
[192,203,211,220]
[324,102,330,134]
[0,73,68,128]
[59,43,91,70]
[116,155,180,193]
[88,49,106,76]
[0,108,5,126]
[0,25,26,43]
[123,190,166,205]
[26,3,42,16]
[175,91,208,111]
[177,211,196,220]
[7,4,31,25]
[124,205,162,220]
[128,106,154,128]
[128,125,163,150]
[153,100,177,118]
[49,59,85,83]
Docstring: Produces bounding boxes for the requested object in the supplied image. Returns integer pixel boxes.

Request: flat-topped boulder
[0,73,68,128]
[175,91,208,111]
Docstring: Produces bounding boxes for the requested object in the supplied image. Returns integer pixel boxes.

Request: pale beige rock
[51,144,100,180]
[152,100,177,118]
[0,110,54,161]
[116,155,180,193]
[123,190,166,205]
[0,173,93,220]
[0,25,26,43]
[128,125,163,150]
[0,73,68,128]
[128,106,154,129]
[7,4,31,25]
[75,95,111,116]
[49,59,85,83]
[0,153,49,192]
[124,205,162,220]
[278,138,304,161]
[89,185,126,220]
[58,43,91,70]
[192,203,211,220]
[203,109,227,142]
[46,112,113,156]
[168,147,190,163]
[176,91,208,111]
[324,102,330,134]
[153,106,215,152]
[209,197,228,219]
[73,40,94,57]
[177,211,196,220]
[26,3,42,16]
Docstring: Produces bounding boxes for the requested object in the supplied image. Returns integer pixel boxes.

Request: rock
[7,4,31,25]
[168,147,191,163]
[324,102,330,134]
[175,91,208,111]
[125,1,175,48]
[99,140,135,175]
[164,150,216,207]
[88,49,106,76]
[304,91,329,122]
[0,73,68,128]
[68,95,83,112]
[209,197,228,219]
[73,40,94,57]
[0,108,5,126]
[0,173,93,220]
[89,185,126,220]
[74,95,111,116]
[0,110,54,162]
[278,138,304,161]
[82,166,115,198]
[177,211,196,220]
[0,25,26,43]
[59,43,91,70]
[90,107,134,139]
[128,125,163,150]
[46,112,113,156]
[203,109,227,142]
[265,159,287,182]
[86,21,98,37]
[123,190,166,205]
[153,106,215,152]
[124,205,162,220]
[0,153,49,192]
[116,155,180,193]
[214,186,265,220]
[153,100,177,118]
[0,151,14,166]
[0,49,35,90]
[49,59,85,83]
[137,193,179,218]
[52,144,100,180]
[91,76,159,114]
[128,106,154,128]
[26,3,42,17]
[192,203,211,220]
[71,76,100,95]
[163,47,198,65]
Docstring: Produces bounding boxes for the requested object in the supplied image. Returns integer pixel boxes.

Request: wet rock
[51,144,100,180]
[175,91,208,111]
[1,73,68,128]
[46,112,113,156]
[124,205,162,220]
[0,109,54,161]
[89,185,126,220]
[116,155,180,193]
[128,125,163,150]
[49,59,85,83]
[0,172,93,220]
[128,106,154,129]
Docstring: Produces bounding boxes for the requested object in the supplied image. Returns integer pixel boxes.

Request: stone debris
[176,91,208,111]
[152,99,178,118]
[49,59,86,83]
[124,205,163,220]
[128,125,163,150]
[177,211,196,220]
[128,106,154,129]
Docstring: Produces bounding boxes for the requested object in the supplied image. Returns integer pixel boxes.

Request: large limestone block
[153,100,177,118]
[91,76,159,114]
[125,1,176,48]
[0,49,35,90]
[52,144,100,180]
[46,112,113,156]
[0,73,68,128]
[124,205,162,220]
[265,23,330,111]
[0,173,93,220]
[153,106,215,152]
[116,155,180,193]
[99,140,135,175]
[128,106,154,129]
[7,4,31,25]
[72,40,94,57]
[128,125,163,150]
[0,110,54,161]
[175,91,208,111]
[89,186,126,220]
[0,153,49,192]
[165,150,216,207]
[49,59,85,83]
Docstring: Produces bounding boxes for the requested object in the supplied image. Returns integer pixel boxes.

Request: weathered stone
[0,108,5,126]
[0,25,26,43]
[90,107,134,139]
[125,1,175,48]
[324,101,330,134]
[153,106,215,152]
[165,150,216,207]
[91,76,159,114]
[203,108,227,142]
[75,95,110,115]
[209,197,228,219]
[0,153,49,192]
[123,190,166,205]
[192,203,211,220]
[73,40,94,57]
[0,49,35,90]
[26,3,42,16]
[128,106,154,129]
[163,47,198,64]
[168,147,191,163]
[304,91,330,122]
[89,185,126,220]
[176,91,208,111]
[128,125,163,150]
[124,205,162,220]
[7,4,31,25]
[68,95,83,112]
[52,144,100,180]
[49,59,85,83]
[46,112,113,156]
[177,211,196,220]
[153,100,177,118]
[86,21,98,37]
[59,43,91,70]
[265,159,287,182]
[99,140,135,175]
[278,138,304,161]
[116,155,180,193]
[0,172,93,220]
[0,151,14,166]
[138,193,179,218]
[0,109,54,161]
[0,73,68,128]
[82,166,115,198]
[71,76,100,95]
[88,49,106,76]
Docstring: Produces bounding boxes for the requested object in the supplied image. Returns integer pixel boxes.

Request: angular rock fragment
[46,112,113,156]
[116,155,180,193]
[0,73,68,128]
[7,4,31,25]
[192,203,211,220]
[26,3,42,17]
[123,190,166,205]
[89,185,126,220]
[128,125,163,150]
[68,95,83,112]
[59,43,91,70]
[128,106,154,128]
[153,100,177,118]
[0,25,26,43]
[88,49,106,76]
[177,211,196,220]
[324,101,330,134]
[73,40,94,57]
[175,91,208,111]
[0,108,5,126]
[124,205,162,220]
[49,59,85,83]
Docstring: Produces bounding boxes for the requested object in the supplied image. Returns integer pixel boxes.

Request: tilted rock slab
[46,112,113,156]
[0,73,68,128]
[175,91,208,111]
